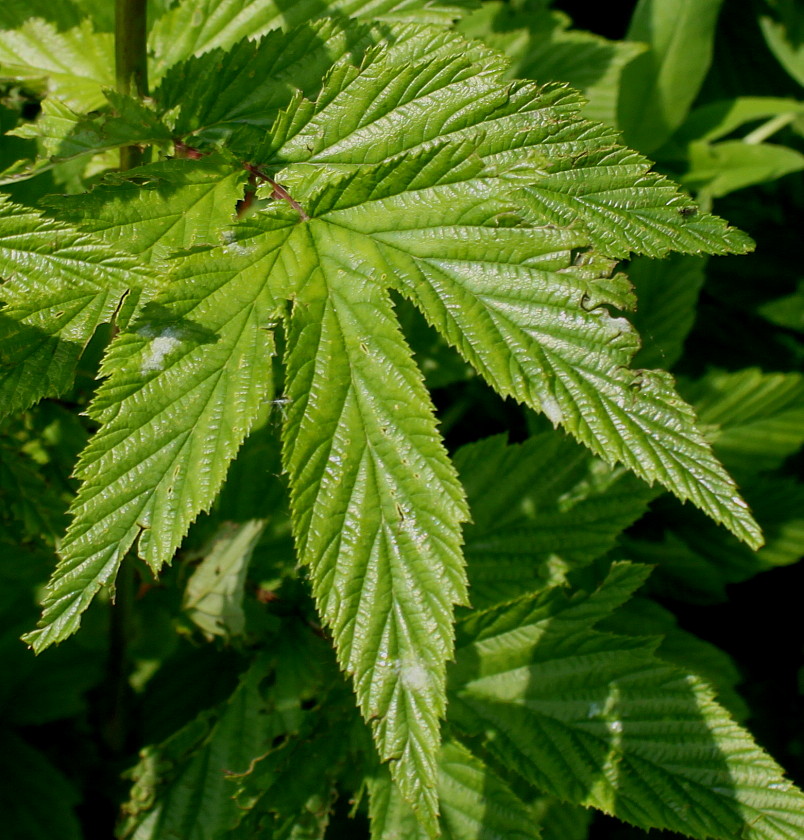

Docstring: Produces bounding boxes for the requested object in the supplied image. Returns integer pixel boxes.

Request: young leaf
[22,244,283,651]
[183,519,265,640]
[0,196,150,418]
[448,562,804,839]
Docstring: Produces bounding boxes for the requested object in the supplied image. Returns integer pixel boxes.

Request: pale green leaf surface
[618,0,724,153]
[45,156,248,263]
[448,562,804,839]
[183,519,265,640]
[0,18,113,111]
[760,9,804,87]
[149,0,477,78]
[628,254,707,369]
[157,20,499,149]
[369,741,538,840]
[281,218,469,829]
[264,46,752,260]
[454,433,654,608]
[23,240,285,651]
[290,139,759,545]
[681,140,804,198]
[0,196,149,418]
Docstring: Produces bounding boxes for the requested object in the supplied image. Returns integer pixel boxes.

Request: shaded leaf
[448,562,804,839]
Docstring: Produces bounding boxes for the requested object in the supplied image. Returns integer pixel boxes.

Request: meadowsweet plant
[1,1,803,838]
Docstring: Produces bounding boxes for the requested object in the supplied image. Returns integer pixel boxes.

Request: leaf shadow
[446,569,762,839]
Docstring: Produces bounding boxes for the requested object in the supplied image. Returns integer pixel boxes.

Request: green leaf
[2,92,172,186]
[23,243,282,651]
[630,474,804,604]
[759,279,804,333]
[666,96,804,148]
[122,631,342,840]
[454,433,655,608]
[628,254,707,369]
[161,21,505,154]
[685,367,804,475]
[600,596,749,720]
[369,741,538,840]
[618,0,725,153]
[0,18,113,111]
[45,155,248,263]
[183,519,265,640]
[259,54,760,544]
[148,0,477,79]
[760,5,804,87]
[281,217,469,830]
[448,562,804,839]
[681,139,804,198]
[458,1,645,126]
[0,195,149,418]
[263,44,751,260]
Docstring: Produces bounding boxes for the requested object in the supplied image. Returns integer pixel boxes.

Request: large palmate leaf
[0,196,152,418]
[448,562,804,839]
[17,21,770,833]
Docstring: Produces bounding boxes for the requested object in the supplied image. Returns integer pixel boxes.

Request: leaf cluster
[0,1,803,838]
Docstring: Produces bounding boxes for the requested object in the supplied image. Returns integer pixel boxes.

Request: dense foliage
[0,1,802,838]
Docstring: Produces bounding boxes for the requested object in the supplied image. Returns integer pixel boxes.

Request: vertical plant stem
[98,0,149,763]
[115,0,148,170]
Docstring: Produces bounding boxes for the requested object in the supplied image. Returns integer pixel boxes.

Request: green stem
[115,0,148,170]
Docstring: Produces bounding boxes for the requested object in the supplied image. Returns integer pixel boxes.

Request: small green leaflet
[448,563,804,839]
